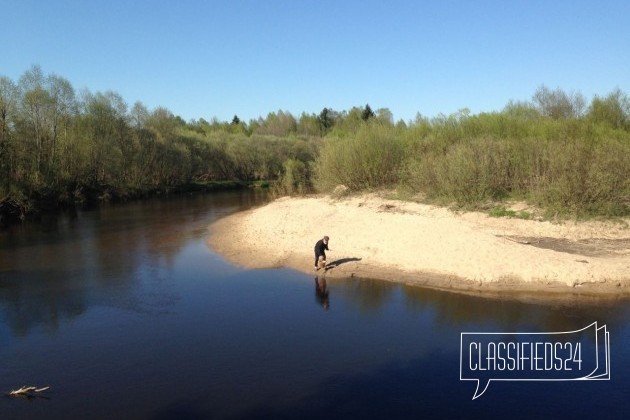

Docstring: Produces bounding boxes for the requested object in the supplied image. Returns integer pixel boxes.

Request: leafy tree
[587,89,629,129]
[502,100,540,120]
[532,85,585,119]
[332,107,364,133]
[277,158,310,195]
[130,101,149,129]
[318,107,334,135]
[297,112,320,136]
[256,110,297,136]
[361,104,375,121]
[46,74,76,175]
[376,107,393,125]
[0,77,18,192]
[17,65,52,183]
[146,106,177,139]
[79,90,128,185]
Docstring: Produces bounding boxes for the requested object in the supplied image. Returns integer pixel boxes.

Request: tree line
[0,66,324,222]
[314,87,630,217]
[1,65,629,223]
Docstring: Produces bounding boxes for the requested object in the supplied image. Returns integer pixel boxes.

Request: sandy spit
[207,194,630,296]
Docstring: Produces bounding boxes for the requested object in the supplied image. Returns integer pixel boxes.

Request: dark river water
[1,190,630,419]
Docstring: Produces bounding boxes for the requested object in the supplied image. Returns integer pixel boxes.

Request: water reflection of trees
[335,278,396,314]
[0,191,266,336]
[0,273,87,336]
[402,283,630,334]
[0,217,93,336]
[337,277,630,334]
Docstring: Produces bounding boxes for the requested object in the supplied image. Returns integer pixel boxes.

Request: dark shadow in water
[230,350,459,419]
[146,352,454,419]
[151,398,216,420]
[325,257,362,270]
[227,347,629,420]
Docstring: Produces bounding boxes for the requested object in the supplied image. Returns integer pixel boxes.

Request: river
[1,190,629,419]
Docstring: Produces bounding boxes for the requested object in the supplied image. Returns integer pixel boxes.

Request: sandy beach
[207,194,630,296]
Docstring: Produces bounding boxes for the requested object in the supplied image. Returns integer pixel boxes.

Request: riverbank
[207,194,630,296]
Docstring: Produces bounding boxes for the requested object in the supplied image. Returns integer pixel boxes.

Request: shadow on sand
[325,257,362,270]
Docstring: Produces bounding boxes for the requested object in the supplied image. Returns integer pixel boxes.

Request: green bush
[274,158,311,196]
[531,137,630,216]
[314,122,407,191]
[395,119,630,216]
[403,137,513,203]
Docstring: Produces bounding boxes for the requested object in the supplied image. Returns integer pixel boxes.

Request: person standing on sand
[314,236,330,270]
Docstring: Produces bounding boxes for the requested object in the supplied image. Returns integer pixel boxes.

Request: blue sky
[2,0,628,123]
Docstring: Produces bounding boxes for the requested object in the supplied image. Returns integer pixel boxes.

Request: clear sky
[2,0,628,123]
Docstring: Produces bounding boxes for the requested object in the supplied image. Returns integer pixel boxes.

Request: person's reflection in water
[314,275,330,310]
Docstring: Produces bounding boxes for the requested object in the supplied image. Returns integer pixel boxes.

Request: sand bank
[207,194,630,296]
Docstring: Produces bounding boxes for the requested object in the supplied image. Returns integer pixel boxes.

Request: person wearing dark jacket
[314,236,330,270]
